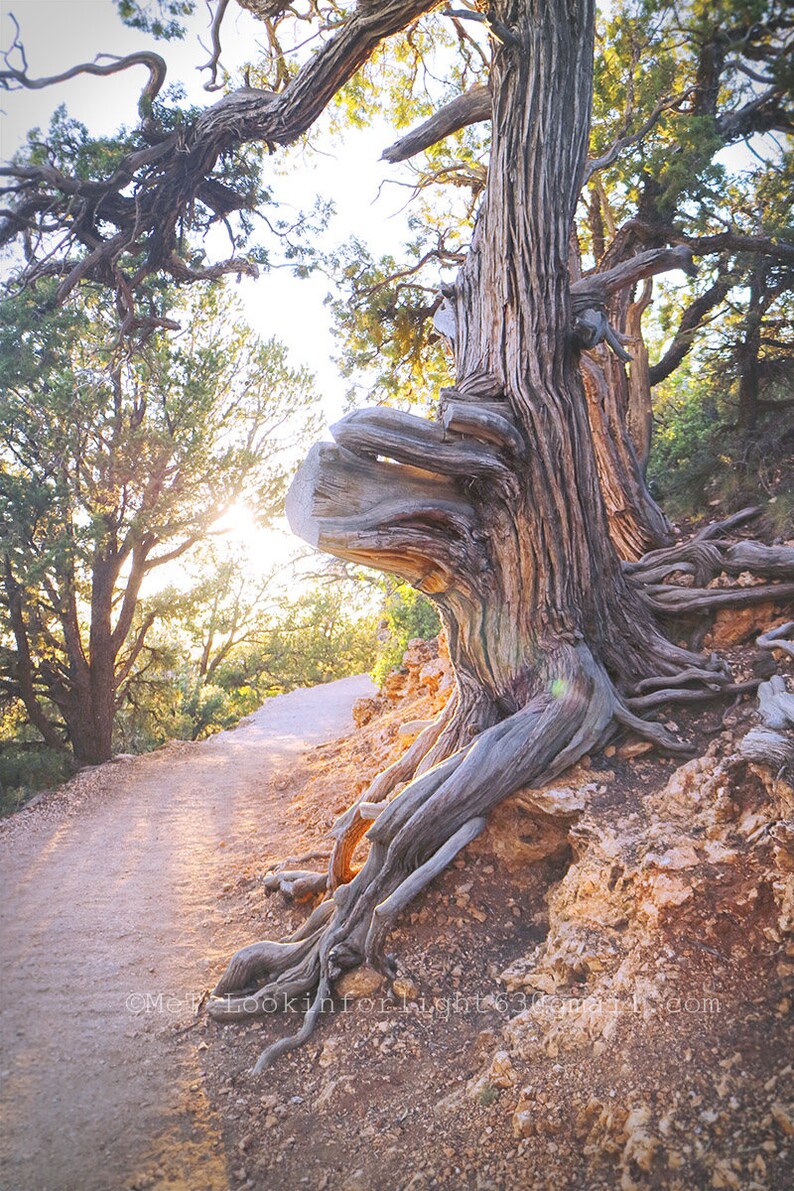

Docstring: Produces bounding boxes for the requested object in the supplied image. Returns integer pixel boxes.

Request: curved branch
[0,0,441,313]
[583,88,696,183]
[0,50,167,120]
[757,621,794,661]
[572,245,697,306]
[200,0,232,92]
[285,441,485,594]
[648,275,733,387]
[330,407,513,480]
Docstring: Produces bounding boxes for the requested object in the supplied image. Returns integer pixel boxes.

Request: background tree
[0,0,791,1072]
[0,283,317,763]
[105,552,381,749]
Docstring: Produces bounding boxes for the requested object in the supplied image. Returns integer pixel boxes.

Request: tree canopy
[0,281,317,762]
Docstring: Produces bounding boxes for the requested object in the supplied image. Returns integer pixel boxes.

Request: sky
[0,0,425,591]
[0,0,419,422]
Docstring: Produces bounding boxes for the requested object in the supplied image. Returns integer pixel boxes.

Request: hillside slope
[1,628,792,1191]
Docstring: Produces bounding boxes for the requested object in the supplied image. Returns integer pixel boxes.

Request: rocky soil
[200,619,793,1191]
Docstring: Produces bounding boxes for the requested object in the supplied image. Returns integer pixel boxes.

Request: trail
[0,675,374,1191]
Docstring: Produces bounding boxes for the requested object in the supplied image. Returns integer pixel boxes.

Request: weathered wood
[757,621,794,660]
[571,245,696,307]
[440,401,526,456]
[644,581,794,614]
[214,0,794,1070]
[381,84,491,163]
[330,407,511,480]
[739,674,794,769]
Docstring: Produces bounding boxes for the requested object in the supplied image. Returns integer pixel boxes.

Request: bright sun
[213,502,259,542]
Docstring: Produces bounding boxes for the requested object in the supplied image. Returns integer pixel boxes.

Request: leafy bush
[0,743,73,817]
[372,582,441,686]
[648,367,794,525]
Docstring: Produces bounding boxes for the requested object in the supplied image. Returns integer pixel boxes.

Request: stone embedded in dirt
[512,1086,538,1138]
[352,694,383,728]
[335,965,384,999]
[391,976,419,1001]
[643,844,701,871]
[770,1102,794,1135]
[340,1168,367,1191]
[486,1050,519,1088]
[621,1104,660,1173]
[381,670,409,701]
[617,739,654,759]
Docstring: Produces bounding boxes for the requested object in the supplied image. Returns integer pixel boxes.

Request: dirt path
[0,675,374,1191]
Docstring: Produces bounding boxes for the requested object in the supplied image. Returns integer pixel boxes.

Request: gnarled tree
[1,0,792,1071]
[210,0,794,1070]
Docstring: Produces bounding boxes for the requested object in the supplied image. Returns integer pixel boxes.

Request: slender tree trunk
[737,267,763,432]
[59,554,119,764]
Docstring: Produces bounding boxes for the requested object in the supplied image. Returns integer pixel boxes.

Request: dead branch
[381,84,491,163]
[0,48,167,122]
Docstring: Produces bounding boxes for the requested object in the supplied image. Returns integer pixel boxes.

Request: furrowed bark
[209,0,793,1070]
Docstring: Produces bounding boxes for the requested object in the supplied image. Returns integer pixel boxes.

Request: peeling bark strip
[209,0,794,1069]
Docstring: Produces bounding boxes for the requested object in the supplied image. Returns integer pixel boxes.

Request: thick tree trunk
[62,690,115,765]
[441,0,657,682]
[208,0,794,1070]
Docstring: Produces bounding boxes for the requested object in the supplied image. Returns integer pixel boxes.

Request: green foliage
[0,280,319,764]
[647,363,722,515]
[111,576,380,748]
[648,360,794,522]
[115,0,194,39]
[328,238,455,409]
[372,582,441,687]
[0,743,72,817]
[243,586,379,696]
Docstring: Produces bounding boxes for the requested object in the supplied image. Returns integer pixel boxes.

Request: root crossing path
[0,675,374,1191]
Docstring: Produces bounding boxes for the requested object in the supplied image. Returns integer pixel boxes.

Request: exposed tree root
[208,522,794,1071]
[643,581,794,616]
[739,674,794,770]
[625,510,794,598]
[757,621,794,662]
[632,664,732,695]
[328,691,458,889]
[625,679,759,713]
[209,645,617,1070]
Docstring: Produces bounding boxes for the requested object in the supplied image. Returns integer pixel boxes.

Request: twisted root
[209,644,616,1071]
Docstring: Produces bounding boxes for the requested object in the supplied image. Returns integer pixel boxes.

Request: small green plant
[372,582,441,687]
[648,367,794,522]
[0,744,73,817]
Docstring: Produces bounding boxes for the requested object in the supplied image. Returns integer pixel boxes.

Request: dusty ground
[197,636,794,1191]
[1,626,793,1191]
[0,674,374,1191]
